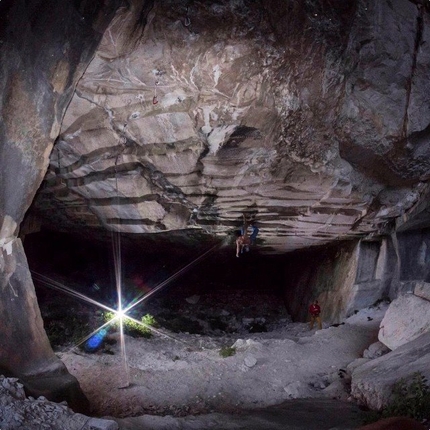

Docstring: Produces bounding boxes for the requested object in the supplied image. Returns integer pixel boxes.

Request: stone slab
[378,294,430,350]
[351,331,430,410]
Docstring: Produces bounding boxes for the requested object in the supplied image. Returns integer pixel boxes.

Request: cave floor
[42,287,388,429]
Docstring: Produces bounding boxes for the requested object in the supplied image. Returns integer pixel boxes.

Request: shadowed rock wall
[282,237,398,324]
[0,0,121,411]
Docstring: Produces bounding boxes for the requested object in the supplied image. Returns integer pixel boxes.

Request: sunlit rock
[378,294,430,350]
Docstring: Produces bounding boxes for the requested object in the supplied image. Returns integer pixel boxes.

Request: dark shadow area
[23,228,292,352]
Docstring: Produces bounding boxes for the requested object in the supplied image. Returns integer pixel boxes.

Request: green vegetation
[219,346,236,358]
[363,372,430,424]
[141,313,157,327]
[103,311,157,338]
[383,372,430,420]
[45,315,90,348]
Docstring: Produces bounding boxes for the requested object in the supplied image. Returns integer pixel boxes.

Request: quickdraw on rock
[184,6,191,27]
[153,80,159,105]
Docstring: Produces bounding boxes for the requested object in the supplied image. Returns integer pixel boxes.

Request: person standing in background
[309,299,322,330]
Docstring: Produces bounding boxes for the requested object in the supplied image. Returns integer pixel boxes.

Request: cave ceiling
[27,0,430,254]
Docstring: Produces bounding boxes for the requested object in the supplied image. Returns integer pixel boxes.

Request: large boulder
[351,331,430,410]
[378,294,430,350]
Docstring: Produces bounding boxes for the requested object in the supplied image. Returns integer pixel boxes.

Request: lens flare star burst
[31,239,222,390]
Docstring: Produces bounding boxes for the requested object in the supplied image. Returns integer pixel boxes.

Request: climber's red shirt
[309,303,321,316]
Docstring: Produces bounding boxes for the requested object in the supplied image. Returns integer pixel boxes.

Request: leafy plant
[362,372,430,424]
[141,313,157,327]
[219,346,236,358]
[103,311,156,338]
[382,372,430,421]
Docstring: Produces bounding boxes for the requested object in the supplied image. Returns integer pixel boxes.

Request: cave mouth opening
[21,228,391,421]
[24,228,296,354]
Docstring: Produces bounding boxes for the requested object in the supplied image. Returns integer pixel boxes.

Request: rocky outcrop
[414,280,430,301]
[362,342,390,360]
[379,293,430,350]
[351,331,430,410]
[0,0,121,410]
[0,375,117,430]
[28,0,430,255]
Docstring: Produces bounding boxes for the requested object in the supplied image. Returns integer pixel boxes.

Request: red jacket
[309,303,321,316]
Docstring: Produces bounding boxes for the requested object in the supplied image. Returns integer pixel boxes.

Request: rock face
[0,0,121,410]
[281,238,396,323]
[351,331,430,410]
[2,0,430,413]
[378,293,430,350]
[30,0,430,254]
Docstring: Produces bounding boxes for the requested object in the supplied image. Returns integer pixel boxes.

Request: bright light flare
[115,309,126,319]
[31,237,223,390]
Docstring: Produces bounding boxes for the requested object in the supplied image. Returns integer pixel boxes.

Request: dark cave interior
[23,229,299,351]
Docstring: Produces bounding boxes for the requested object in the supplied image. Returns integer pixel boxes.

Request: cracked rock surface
[30,0,430,253]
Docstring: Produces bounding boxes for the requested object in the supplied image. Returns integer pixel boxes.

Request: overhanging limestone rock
[30,0,430,253]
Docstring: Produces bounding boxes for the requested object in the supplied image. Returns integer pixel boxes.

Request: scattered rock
[232,339,263,351]
[0,375,118,430]
[244,355,257,368]
[185,295,200,305]
[283,381,315,399]
[362,342,390,359]
[322,379,349,401]
[86,417,119,430]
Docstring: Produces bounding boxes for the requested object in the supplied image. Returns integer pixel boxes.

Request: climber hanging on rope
[235,213,259,257]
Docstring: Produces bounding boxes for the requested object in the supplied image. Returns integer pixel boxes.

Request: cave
[1,0,430,428]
